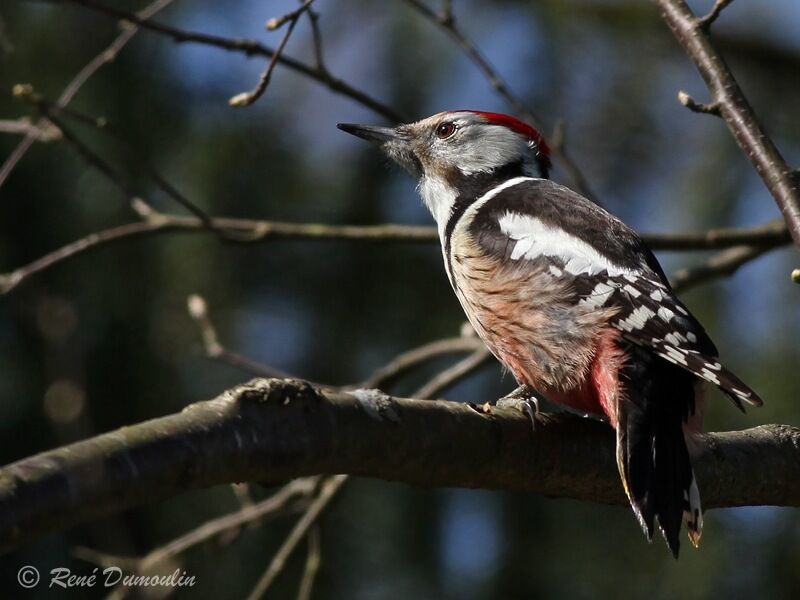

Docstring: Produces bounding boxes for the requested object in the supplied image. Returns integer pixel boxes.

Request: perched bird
[338,110,762,557]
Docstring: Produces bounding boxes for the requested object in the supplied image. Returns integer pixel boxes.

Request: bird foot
[495,385,540,431]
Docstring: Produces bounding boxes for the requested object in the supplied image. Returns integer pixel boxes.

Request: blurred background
[1,0,799,598]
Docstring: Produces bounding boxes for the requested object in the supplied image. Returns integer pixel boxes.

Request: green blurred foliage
[0,0,799,598]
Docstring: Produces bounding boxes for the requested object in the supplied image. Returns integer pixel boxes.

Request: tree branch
[229,0,317,107]
[671,243,777,292]
[0,206,790,295]
[55,0,404,122]
[403,0,599,202]
[0,0,175,190]
[1,378,798,555]
[655,0,800,248]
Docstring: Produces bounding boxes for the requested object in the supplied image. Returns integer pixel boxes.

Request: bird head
[338,110,550,180]
[338,110,550,227]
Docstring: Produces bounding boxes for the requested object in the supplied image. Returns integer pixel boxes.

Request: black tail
[616,344,702,558]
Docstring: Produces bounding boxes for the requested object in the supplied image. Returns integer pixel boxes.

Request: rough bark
[0,378,798,554]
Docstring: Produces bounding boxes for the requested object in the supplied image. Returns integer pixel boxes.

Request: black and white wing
[469,178,763,410]
[573,271,762,410]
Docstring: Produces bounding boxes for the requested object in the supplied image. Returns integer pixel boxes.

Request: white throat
[418,175,456,239]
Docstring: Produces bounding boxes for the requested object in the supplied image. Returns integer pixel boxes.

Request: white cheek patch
[498,212,636,277]
[448,124,531,175]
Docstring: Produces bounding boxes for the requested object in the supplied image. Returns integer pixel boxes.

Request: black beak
[337,123,401,143]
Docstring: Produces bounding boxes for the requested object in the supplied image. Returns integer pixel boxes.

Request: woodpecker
[338,110,762,557]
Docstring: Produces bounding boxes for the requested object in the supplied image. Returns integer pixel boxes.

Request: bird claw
[495,385,540,431]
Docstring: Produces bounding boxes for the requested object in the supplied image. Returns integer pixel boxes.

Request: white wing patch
[572,270,762,410]
[498,212,636,277]
[579,281,617,308]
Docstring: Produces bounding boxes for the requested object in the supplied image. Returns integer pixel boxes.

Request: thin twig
[246,475,347,600]
[697,0,734,30]
[230,0,316,107]
[78,478,319,600]
[56,0,404,122]
[138,479,316,572]
[266,0,316,31]
[296,526,321,600]
[357,336,483,389]
[0,118,60,140]
[18,92,226,234]
[186,294,296,380]
[678,90,721,116]
[656,0,800,249]
[90,324,490,597]
[1,210,790,295]
[0,0,175,190]
[38,109,137,199]
[643,218,789,250]
[440,0,453,24]
[403,0,599,202]
[671,244,776,293]
[412,348,492,399]
[305,2,327,73]
[244,334,492,598]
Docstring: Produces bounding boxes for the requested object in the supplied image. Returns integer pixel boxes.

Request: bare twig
[656,0,800,249]
[243,332,491,596]
[138,478,316,567]
[247,475,346,600]
[186,295,295,379]
[0,215,436,295]
[357,336,483,389]
[1,378,798,554]
[642,218,789,250]
[38,110,138,198]
[677,90,721,116]
[93,323,489,596]
[1,209,790,295]
[78,477,318,600]
[305,1,327,73]
[296,526,321,600]
[0,0,175,190]
[16,91,228,235]
[0,118,60,139]
[548,121,600,205]
[56,0,404,122]
[403,0,599,202]
[697,0,734,30]
[671,244,776,293]
[412,348,492,399]
[229,0,316,107]
[266,0,316,31]
[401,0,537,123]
[439,0,453,24]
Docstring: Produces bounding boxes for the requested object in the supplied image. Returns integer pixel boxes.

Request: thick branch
[0,378,798,555]
[655,0,800,248]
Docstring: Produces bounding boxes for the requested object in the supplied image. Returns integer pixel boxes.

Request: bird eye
[436,122,457,139]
